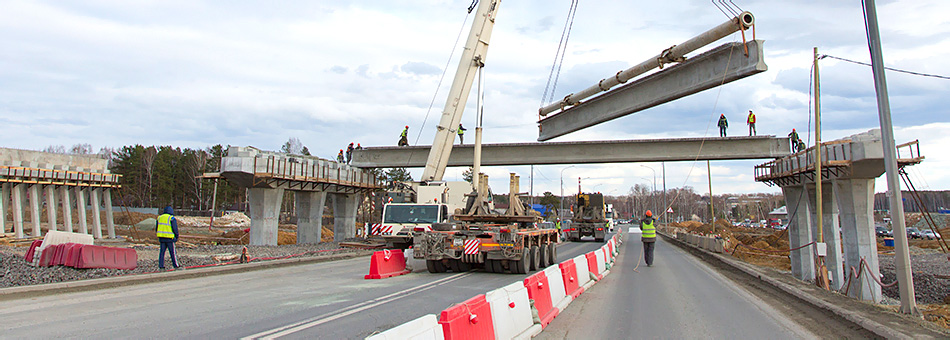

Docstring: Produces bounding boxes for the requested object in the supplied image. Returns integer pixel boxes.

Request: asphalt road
[0,240,607,339]
[538,231,815,339]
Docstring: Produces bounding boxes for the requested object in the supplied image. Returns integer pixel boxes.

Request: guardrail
[0,166,120,187]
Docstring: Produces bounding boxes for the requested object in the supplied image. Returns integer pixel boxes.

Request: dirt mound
[114,211,157,225]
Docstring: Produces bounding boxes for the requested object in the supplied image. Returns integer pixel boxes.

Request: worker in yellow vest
[747,110,756,136]
[156,206,181,270]
[640,210,657,267]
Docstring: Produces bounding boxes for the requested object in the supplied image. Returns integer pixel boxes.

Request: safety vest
[556,221,561,231]
[457,128,464,136]
[748,113,756,123]
[642,219,656,239]
[401,129,408,138]
[157,214,175,239]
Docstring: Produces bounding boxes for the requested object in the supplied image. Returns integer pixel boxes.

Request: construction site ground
[665,217,950,331]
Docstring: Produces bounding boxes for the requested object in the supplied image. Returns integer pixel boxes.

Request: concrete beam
[538,40,767,141]
[332,193,358,242]
[295,191,327,244]
[248,188,283,246]
[352,136,789,168]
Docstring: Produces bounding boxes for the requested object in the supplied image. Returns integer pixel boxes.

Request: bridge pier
[0,183,8,234]
[12,183,26,238]
[45,185,58,232]
[332,194,358,241]
[61,186,73,232]
[782,184,815,281]
[248,188,284,245]
[834,178,882,301]
[805,184,845,290]
[295,191,327,244]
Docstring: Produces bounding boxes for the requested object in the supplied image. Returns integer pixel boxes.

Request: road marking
[241,272,473,339]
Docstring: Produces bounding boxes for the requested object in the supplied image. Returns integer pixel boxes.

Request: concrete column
[806,183,845,290]
[90,188,102,239]
[45,185,58,232]
[75,187,88,235]
[104,188,115,238]
[60,186,73,232]
[248,188,284,245]
[332,193,358,241]
[29,185,42,237]
[0,183,9,234]
[835,178,882,302]
[12,184,25,238]
[782,184,815,281]
[295,191,327,244]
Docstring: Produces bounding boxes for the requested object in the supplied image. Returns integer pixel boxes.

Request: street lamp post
[641,164,658,218]
[559,165,576,220]
[640,176,656,214]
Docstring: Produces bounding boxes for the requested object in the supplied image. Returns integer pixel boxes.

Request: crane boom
[420,0,501,182]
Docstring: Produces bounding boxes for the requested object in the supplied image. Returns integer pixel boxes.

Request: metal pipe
[539,11,754,117]
[472,66,484,190]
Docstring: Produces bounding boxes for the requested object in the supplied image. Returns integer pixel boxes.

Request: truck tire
[426,260,446,273]
[484,259,495,273]
[538,244,549,268]
[547,243,557,264]
[513,252,530,274]
[529,246,541,271]
[595,237,604,242]
[493,259,506,273]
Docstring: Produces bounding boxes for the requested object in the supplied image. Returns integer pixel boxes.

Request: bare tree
[43,145,66,154]
[280,137,305,155]
[70,143,93,155]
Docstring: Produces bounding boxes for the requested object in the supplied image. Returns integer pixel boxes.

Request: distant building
[768,206,787,221]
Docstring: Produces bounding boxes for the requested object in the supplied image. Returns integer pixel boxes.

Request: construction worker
[337,149,345,163]
[346,143,354,163]
[555,218,562,241]
[788,129,799,152]
[398,126,409,147]
[458,124,467,144]
[747,110,756,136]
[797,138,806,153]
[156,206,180,270]
[640,210,657,267]
[356,143,362,150]
[717,114,728,137]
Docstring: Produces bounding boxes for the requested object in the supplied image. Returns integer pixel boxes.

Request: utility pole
[530,165,534,205]
[662,162,667,224]
[864,0,918,315]
[559,165,575,220]
[707,160,714,223]
[814,47,830,290]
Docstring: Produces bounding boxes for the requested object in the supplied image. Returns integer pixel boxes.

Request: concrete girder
[538,40,767,141]
[351,136,789,168]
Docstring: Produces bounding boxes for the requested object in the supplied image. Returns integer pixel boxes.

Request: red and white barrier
[572,254,594,290]
[365,249,411,279]
[439,294,495,340]
[486,281,540,339]
[543,265,570,312]
[366,314,444,340]
[524,271,558,328]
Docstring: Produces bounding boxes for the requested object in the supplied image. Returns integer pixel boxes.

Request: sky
[2,0,949,197]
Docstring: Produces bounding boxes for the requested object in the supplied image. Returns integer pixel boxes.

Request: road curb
[659,232,942,339]
[0,252,371,302]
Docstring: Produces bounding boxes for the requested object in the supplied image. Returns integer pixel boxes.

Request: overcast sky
[2,0,948,198]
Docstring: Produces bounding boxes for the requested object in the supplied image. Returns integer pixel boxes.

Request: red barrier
[49,244,64,266]
[364,249,411,279]
[24,240,43,263]
[524,271,558,328]
[64,244,84,267]
[607,240,614,257]
[559,260,583,299]
[38,246,57,267]
[439,294,495,340]
[585,252,603,281]
[77,245,138,270]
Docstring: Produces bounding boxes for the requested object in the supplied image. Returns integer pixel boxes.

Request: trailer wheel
[451,260,471,272]
[547,243,557,264]
[426,260,446,273]
[484,259,495,273]
[529,246,540,271]
[493,259,506,273]
[538,244,549,268]
[512,253,530,274]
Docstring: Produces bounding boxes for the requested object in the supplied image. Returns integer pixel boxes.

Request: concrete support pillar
[29,185,42,237]
[835,178,882,302]
[248,188,284,246]
[12,184,25,238]
[104,188,115,238]
[806,183,845,290]
[295,191,327,244]
[90,188,103,239]
[75,187,88,235]
[332,193,358,241]
[782,184,815,281]
[0,183,9,234]
[45,185,58,232]
[60,186,73,232]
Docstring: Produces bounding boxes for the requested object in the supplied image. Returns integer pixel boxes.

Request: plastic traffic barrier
[77,245,137,270]
[439,294,495,340]
[38,230,94,251]
[523,271,558,328]
[594,248,607,275]
[51,244,67,266]
[585,252,603,281]
[365,249,411,279]
[486,281,539,339]
[365,314,445,340]
[64,243,84,267]
[572,254,593,290]
[24,239,43,263]
[543,266,570,312]
[559,260,583,299]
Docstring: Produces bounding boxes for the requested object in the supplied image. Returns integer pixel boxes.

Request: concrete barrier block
[572,254,591,288]
[486,281,536,340]
[543,265,569,311]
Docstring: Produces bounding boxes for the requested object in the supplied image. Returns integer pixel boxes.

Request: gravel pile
[0,242,373,289]
[879,252,950,304]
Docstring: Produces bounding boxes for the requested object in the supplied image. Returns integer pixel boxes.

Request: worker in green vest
[640,210,657,267]
[555,218,562,241]
[457,124,467,144]
[156,206,181,270]
[398,126,409,146]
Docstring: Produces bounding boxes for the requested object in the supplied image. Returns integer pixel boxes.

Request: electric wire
[819,54,950,81]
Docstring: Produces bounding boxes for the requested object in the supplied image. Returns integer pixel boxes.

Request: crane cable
[539,0,579,109]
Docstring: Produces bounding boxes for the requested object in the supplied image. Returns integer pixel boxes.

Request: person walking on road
[156,206,181,270]
[457,124,467,145]
[337,149,345,163]
[398,126,409,146]
[717,114,728,137]
[747,110,756,136]
[788,129,799,152]
[346,143,354,164]
[640,210,657,267]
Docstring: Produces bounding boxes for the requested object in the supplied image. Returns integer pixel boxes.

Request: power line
[819,54,950,80]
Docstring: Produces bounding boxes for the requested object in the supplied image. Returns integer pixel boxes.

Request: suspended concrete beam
[351,135,789,168]
[538,40,767,141]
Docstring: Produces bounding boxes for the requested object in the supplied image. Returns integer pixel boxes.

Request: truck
[564,192,608,242]
[374,181,470,249]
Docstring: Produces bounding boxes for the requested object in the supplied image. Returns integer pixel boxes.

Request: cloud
[400,61,441,76]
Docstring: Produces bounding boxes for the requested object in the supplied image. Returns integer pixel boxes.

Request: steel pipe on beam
[351,136,789,168]
[538,40,767,141]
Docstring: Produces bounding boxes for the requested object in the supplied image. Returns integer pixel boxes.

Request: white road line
[241,272,473,339]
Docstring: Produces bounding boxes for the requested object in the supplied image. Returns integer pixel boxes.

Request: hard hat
[339,149,343,152]
[349,142,353,145]
[792,128,796,131]
[405,125,409,128]
[645,210,652,217]
[357,143,361,146]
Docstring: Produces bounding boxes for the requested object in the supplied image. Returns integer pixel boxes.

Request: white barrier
[33,230,95,266]
[543,266,570,312]
[486,281,540,340]
[573,255,593,289]
[365,314,444,340]
[594,249,606,276]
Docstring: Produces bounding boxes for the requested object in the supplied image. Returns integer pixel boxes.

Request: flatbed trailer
[413,221,559,274]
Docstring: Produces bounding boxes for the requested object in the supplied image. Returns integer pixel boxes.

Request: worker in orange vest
[747,110,756,136]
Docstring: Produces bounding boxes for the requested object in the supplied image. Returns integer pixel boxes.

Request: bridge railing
[754,140,852,181]
[0,166,120,187]
[255,155,378,188]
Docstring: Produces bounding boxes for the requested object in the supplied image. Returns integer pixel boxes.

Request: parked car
[921,230,942,240]
[773,224,787,230]
[906,227,922,239]
[875,226,890,237]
